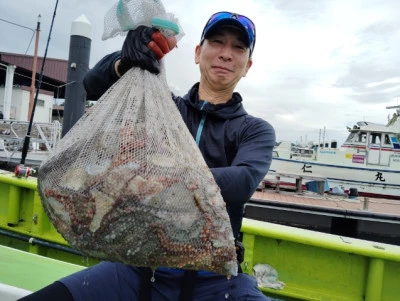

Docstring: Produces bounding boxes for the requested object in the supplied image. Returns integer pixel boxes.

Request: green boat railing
[241,218,400,301]
[1,171,400,300]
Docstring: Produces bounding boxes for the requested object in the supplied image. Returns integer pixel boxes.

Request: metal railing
[0,119,61,163]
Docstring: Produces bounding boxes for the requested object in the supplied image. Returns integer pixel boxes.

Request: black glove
[118,26,170,76]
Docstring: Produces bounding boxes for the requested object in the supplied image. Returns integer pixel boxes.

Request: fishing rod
[16,0,60,177]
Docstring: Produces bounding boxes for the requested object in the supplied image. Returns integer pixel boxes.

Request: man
[20,11,276,301]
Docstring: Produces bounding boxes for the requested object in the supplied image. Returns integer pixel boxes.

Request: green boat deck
[1,171,400,300]
[0,245,84,292]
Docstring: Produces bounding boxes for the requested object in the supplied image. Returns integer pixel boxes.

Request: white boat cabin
[341,121,400,166]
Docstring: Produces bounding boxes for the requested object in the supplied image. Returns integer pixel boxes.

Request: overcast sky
[1,0,400,144]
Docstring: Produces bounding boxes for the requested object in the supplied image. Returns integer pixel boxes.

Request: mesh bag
[102,0,184,40]
[38,67,238,274]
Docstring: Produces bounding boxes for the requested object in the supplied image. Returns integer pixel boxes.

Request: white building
[0,52,68,123]
[0,86,54,123]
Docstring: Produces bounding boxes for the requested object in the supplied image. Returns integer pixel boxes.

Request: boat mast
[28,15,41,121]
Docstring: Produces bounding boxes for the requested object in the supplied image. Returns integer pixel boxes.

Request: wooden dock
[272,171,327,195]
[251,188,400,217]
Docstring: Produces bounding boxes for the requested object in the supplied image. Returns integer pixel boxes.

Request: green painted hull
[1,171,400,300]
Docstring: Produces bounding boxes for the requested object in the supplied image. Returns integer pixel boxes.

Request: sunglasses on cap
[200,11,256,55]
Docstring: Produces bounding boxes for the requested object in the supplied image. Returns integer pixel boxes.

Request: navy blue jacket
[83,51,276,239]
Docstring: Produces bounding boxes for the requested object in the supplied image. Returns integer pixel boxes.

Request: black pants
[18,281,74,301]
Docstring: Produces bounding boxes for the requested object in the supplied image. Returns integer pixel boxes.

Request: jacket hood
[182,83,248,120]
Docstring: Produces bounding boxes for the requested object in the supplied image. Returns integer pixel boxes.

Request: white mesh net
[102,0,184,40]
[38,67,238,275]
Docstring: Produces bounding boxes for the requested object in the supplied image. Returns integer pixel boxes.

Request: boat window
[384,134,391,145]
[357,132,367,143]
[345,132,356,142]
[369,133,381,144]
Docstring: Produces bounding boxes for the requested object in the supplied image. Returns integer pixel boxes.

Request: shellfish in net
[37,67,238,276]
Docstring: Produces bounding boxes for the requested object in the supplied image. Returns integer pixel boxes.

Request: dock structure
[272,170,327,195]
[0,120,60,166]
[248,188,400,246]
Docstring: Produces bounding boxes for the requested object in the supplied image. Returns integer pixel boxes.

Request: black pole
[20,0,59,165]
[62,15,92,137]
[0,228,82,256]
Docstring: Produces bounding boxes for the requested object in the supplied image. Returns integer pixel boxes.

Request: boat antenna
[16,0,59,176]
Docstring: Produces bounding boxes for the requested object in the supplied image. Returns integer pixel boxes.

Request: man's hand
[116,26,177,76]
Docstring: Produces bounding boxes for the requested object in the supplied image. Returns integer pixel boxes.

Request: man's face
[195,28,253,90]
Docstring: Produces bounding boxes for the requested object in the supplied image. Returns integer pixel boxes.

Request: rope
[0,17,36,54]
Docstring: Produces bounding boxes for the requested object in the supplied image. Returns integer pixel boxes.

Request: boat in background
[270,107,400,199]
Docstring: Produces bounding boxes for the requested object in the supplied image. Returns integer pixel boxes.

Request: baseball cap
[200,11,256,56]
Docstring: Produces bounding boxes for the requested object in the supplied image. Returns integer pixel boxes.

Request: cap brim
[203,19,250,47]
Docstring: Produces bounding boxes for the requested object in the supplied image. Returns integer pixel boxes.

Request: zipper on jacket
[195,102,207,145]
